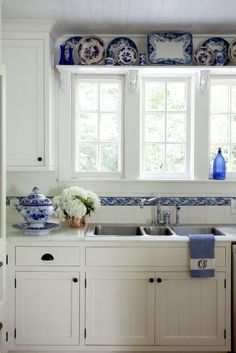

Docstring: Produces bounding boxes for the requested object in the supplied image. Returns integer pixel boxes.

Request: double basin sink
[85,224,226,237]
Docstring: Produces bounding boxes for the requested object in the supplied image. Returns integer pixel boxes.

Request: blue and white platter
[77,36,105,65]
[147,32,193,65]
[106,37,138,65]
[12,222,61,236]
[63,36,82,64]
[202,37,229,65]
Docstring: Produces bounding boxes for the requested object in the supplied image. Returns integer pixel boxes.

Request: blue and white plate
[228,39,236,64]
[147,32,193,65]
[12,222,60,235]
[63,36,82,64]
[106,37,138,65]
[194,46,214,66]
[78,36,105,65]
[117,46,138,65]
[202,37,229,65]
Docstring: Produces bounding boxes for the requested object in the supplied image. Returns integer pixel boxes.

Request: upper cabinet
[2,21,55,171]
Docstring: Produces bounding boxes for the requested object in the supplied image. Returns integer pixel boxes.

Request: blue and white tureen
[15,187,57,228]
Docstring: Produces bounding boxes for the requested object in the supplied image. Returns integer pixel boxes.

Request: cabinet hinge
[14,328,16,339]
[224,278,226,288]
[6,254,8,265]
[224,329,226,339]
[85,278,87,288]
[5,332,8,342]
[14,278,16,288]
[84,328,86,339]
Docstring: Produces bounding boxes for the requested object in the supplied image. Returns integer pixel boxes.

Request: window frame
[209,75,236,179]
[71,74,125,179]
[140,75,192,180]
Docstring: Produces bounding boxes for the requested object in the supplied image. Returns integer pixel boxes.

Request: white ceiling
[2,0,236,36]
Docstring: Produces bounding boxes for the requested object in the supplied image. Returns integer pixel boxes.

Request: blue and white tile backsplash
[6,196,235,207]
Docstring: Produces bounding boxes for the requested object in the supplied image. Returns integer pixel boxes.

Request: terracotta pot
[68,216,86,228]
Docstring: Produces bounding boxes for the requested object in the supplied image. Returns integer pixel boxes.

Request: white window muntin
[140,76,192,179]
[209,76,236,178]
[71,74,124,178]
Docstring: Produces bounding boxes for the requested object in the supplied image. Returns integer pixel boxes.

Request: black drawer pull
[73,278,78,283]
[0,262,3,267]
[41,253,54,261]
[37,157,43,162]
[157,278,162,283]
[149,278,154,283]
[0,322,3,330]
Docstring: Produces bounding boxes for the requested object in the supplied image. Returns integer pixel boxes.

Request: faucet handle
[163,210,170,226]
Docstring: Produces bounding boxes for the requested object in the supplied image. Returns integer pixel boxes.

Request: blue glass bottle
[59,44,66,65]
[213,148,226,180]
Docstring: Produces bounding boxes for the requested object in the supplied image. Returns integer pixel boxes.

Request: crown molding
[2,19,55,33]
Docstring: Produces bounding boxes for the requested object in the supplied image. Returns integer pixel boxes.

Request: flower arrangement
[53,186,100,222]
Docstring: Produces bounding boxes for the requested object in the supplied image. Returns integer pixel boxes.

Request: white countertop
[6,223,236,243]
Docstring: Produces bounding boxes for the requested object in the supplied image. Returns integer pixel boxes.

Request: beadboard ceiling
[2,0,236,36]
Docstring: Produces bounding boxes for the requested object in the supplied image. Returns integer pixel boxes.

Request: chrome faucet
[140,195,169,226]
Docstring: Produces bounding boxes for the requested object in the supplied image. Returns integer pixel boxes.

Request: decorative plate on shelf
[106,37,138,64]
[77,36,105,65]
[194,46,214,66]
[12,222,60,236]
[202,37,229,65]
[63,36,82,64]
[228,39,236,64]
[117,46,138,65]
[147,32,193,65]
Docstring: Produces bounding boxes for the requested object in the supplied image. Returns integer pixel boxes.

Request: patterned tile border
[6,196,235,207]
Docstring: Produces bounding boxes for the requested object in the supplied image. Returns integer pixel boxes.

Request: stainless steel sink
[140,226,174,236]
[171,225,225,236]
[85,224,143,236]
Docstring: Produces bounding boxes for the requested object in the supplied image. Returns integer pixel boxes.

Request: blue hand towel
[189,234,215,278]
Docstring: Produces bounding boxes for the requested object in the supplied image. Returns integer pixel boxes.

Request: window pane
[231,85,236,113]
[100,113,119,142]
[167,114,185,142]
[211,84,228,113]
[167,82,186,111]
[144,144,164,173]
[231,115,236,142]
[79,144,97,171]
[100,144,118,172]
[210,114,228,143]
[79,113,98,142]
[166,144,185,172]
[145,113,165,142]
[145,82,165,111]
[100,83,120,112]
[78,82,98,111]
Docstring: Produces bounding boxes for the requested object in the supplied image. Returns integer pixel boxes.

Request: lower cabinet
[15,271,80,346]
[85,271,226,347]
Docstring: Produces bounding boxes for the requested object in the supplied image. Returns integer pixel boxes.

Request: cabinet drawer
[86,247,226,268]
[15,247,80,266]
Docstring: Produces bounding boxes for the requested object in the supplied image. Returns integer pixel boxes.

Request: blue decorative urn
[15,187,57,228]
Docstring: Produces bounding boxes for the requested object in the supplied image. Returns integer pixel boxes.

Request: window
[73,75,123,177]
[209,78,236,175]
[141,77,191,178]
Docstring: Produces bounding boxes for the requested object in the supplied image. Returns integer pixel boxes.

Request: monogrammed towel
[189,234,215,278]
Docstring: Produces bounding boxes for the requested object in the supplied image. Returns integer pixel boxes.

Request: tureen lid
[20,187,52,206]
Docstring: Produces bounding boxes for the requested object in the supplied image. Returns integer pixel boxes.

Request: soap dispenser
[213,148,226,180]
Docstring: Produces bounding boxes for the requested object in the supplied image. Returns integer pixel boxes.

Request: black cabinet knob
[41,253,54,261]
[37,157,43,162]
[149,278,154,283]
[0,322,3,330]
[157,278,162,283]
[0,262,3,267]
[73,278,78,283]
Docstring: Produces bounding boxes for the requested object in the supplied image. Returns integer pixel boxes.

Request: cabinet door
[155,272,226,346]
[15,272,79,346]
[86,271,155,345]
[0,253,6,315]
[2,39,45,169]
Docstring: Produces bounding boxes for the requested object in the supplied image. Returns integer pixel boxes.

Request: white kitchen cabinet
[155,272,226,346]
[85,271,155,345]
[2,22,54,171]
[85,270,227,347]
[15,271,80,346]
